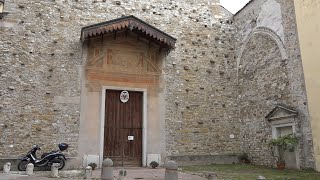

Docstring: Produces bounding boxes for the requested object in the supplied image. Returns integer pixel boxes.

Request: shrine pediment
[265,105,298,121]
[80,15,176,50]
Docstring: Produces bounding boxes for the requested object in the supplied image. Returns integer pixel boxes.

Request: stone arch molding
[237,27,288,71]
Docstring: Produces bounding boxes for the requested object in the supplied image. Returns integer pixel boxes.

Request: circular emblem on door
[120,91,129,103]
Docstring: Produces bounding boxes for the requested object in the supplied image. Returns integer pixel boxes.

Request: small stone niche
[265,105,300,169]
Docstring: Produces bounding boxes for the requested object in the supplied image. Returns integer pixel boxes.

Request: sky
[220,0,251,14]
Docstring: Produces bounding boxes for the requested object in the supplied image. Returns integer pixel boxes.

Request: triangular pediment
[265,105,298,121]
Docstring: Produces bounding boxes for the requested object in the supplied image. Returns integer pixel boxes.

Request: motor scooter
[18,143,68,171]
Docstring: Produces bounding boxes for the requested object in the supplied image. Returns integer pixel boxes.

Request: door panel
[104,90,143,166]
[277,126,297,169]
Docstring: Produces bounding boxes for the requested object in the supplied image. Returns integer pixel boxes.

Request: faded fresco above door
[86,36,161,74]
[85,34,163,91]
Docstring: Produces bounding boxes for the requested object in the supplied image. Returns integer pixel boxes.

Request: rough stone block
[26,163,34,175]
[101,158,113,180]
[50,163,59,178]
[85,166,92,179]
[165,161,178,180]
[3,162,11,173]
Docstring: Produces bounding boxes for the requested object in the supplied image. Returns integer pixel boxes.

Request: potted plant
[88,162,97,170]
[268,133,299,170]
[150,161,159,169]
[238,153,251,164]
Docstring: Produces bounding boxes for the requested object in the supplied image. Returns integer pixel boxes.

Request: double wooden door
[104,90,143,166]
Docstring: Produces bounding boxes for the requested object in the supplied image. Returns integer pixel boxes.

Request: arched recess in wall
[236,27,293,167]
[237,27,288,76]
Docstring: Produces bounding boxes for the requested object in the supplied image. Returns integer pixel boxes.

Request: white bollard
[207,172,218,180]
[165,161,178,180]
[257,176,266,180]
[3,162,11,173]
[50,163,59,178]
[101,158,113,180]
[85,166,92,179]
[118,169,127,180]
[26,163,34,175]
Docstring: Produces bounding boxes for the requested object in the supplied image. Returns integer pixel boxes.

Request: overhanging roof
[81,15,177,49]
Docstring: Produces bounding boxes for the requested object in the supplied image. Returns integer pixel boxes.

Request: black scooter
[18,143,68,171]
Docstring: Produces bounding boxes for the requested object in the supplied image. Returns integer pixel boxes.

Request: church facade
[0,0,318,171]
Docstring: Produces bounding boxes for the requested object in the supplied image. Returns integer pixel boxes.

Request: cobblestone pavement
[0,168,206,180]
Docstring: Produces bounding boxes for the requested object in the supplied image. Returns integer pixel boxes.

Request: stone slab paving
[0,171,82,180]
[100,167,206,180]
[0,168,206,180]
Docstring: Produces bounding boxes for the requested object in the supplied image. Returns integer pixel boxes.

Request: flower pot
[276,163,285,170]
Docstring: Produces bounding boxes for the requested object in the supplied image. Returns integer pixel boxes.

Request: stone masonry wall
[234,0,315,168]
[164,9,239,156]
[237,33,290,166]
[0,1,83,158]
[2,0,313,168]
[0,0,241,160]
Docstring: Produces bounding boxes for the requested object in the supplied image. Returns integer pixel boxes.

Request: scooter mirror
[32,145,41,150]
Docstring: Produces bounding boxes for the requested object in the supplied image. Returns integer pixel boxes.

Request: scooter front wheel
[18,160,29,171]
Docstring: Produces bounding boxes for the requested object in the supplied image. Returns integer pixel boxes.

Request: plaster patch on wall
[257,0,284,42]
[83,154,100,167]
[241,20,253,42]
[0,21,15,28]
[147,154,161,165]
[54,96,81,104]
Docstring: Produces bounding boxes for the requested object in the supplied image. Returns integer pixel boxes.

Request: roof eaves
[218,5,234,16]
[80,15,177,49]
[234,0,254,16]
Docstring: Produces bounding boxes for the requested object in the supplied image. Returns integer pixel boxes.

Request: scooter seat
[41,151,58,158]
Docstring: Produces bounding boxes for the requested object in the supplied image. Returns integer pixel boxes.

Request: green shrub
[88,162,97,170]
[238,153,251,164]
[150,161,159,168]
[268,134,299,164]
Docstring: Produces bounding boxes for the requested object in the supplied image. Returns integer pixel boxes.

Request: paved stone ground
[0,168,206,180]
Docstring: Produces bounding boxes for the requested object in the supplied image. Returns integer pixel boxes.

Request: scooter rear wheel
[54,157,65,170]
[18,160,29,171]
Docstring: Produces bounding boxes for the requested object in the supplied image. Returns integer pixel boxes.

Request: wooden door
[104,90,143,166]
